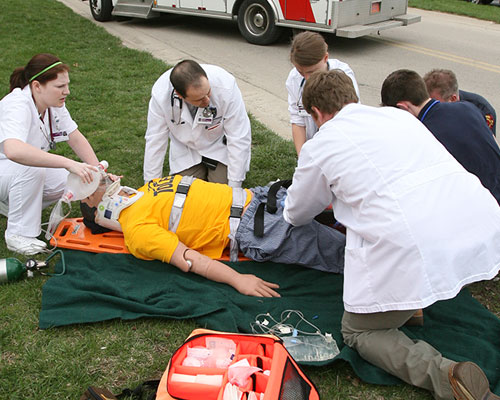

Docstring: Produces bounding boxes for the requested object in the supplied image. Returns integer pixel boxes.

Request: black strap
[253,180,292,238]
[201,156,219,170]
[254,202,266,238]
[266,180,292,214]
[115,380,160,400]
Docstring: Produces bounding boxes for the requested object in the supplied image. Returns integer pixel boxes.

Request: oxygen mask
[45,161,109,240]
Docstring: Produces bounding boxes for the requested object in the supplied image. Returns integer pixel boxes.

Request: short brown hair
[170,60,208,98]
[302,70,358,116]
[381,69,429,107]
[290,32,328,67]
[423,69,458,101]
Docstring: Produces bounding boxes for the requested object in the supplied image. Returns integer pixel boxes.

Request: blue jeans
[235,186,345,273]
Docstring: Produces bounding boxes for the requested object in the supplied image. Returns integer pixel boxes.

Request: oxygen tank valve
[0,250,66,284]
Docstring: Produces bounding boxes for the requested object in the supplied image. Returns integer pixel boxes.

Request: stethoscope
[39,108,56,150]
[170,90,185,125]
[170,89,218,126]
[296,61,331,110]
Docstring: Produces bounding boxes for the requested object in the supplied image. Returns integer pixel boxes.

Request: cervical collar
[95,180,144,232]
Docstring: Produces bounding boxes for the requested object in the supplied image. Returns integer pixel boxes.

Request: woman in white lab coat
[0,53,99,255]
[286,31,360,155]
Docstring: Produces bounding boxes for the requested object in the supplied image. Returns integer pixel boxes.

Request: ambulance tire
[90,0,113,22]
[238,0,282,45]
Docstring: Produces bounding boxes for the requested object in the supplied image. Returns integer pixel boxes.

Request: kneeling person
[80,175,345,297]
[285,69,500,400]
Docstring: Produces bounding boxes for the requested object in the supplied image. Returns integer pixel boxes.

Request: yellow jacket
[119,175,250,263]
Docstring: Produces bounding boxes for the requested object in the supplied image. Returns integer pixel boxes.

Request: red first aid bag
[156,329,320,400]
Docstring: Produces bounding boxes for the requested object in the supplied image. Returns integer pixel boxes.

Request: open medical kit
[156,328,320,400]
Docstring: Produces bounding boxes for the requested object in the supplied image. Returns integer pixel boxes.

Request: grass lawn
[409,0,500,24]
[0,0,499,399]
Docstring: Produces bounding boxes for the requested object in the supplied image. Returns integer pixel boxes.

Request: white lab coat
[0,85,76,236]
[143,65,251,185]
[284,103,500,314]
[286,59,360,141]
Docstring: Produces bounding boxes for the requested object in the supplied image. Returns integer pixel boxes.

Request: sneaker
[5,234,47,256]
[449,361,500,400]
[0,200,8,217]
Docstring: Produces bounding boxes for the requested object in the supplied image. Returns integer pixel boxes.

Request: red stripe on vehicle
[282,0,315,23]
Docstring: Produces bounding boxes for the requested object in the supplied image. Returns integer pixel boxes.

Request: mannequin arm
[170,242,280,297]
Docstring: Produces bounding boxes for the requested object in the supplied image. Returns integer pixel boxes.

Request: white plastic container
[45,161,109,239]
[64,160,108,201]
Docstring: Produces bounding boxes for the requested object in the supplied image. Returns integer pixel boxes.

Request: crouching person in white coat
[143,60,251,188]
[286,31,360,155]
[0,53,100,255]
[283,70,500,400]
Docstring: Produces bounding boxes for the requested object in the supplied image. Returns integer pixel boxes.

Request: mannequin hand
[235,275,280,297]
[66,161,98,184]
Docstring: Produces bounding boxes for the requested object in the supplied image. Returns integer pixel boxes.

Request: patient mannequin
[80,174,346,297]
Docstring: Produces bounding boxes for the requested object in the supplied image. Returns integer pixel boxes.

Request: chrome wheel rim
[244,4,269,37]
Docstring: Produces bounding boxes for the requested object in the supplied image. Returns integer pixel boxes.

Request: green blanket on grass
[39,250,500,393]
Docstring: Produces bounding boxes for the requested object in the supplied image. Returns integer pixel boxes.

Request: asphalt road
[59,0,500,140]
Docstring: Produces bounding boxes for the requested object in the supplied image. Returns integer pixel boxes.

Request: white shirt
[143,65,251,186]
[284,103,500,313]
[286,59,360,141]
[0,86,77,159]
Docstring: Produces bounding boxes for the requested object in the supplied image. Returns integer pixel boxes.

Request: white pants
[0,159,68,237]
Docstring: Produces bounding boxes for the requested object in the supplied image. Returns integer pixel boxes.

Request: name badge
[197,107,217,125]
[197,116,213,124]
[298,106,309,117]
[52,131,69,143]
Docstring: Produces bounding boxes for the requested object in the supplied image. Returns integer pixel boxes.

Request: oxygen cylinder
[0,257,26,283]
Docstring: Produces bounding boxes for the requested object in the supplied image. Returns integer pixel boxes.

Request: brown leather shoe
[404,309,424,326]
[449,361,500,400]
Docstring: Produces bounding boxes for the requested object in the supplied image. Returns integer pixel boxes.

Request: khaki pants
[174,162,228,184]
[341,310,455,400]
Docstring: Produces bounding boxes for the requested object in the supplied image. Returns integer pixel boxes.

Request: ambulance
[89,0,420,45]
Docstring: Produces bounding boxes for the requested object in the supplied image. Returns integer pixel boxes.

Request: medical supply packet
[282,335,340,363]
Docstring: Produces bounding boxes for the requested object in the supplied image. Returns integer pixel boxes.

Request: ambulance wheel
[90,0,113,22]
[238,0,282,45]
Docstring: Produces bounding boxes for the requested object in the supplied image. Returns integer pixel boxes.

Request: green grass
[409,0,500,24]
[0,0,498,399]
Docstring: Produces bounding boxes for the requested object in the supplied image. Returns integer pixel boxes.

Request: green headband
[29,61,63,82]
